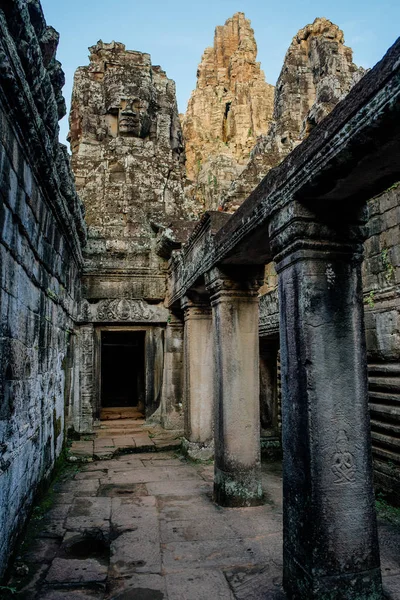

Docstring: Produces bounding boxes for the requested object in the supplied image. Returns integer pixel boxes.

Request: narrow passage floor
[4,452,400,599]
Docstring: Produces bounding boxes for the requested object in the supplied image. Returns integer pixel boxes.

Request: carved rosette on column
[269,201,382,599]
[205,266,264,507]
[181,294,214,459]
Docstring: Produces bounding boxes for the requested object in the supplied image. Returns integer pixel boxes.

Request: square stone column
[205,266,264,507]
[77,324,95,433]
[181,295,214,455]
[270,202,382,599]
[160,313,184,430]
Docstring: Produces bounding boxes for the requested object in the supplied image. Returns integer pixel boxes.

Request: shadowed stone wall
[259,186,400,500]
[363,184,400,502]
[0,0,85,576]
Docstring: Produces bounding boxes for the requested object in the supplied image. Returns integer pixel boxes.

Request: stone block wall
[363,184,400,502]
[0,0,85,576]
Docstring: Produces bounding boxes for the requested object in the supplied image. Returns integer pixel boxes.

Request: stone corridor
[3,450,400,600]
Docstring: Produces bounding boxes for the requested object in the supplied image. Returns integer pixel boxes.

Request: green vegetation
[376,492,400,526]
[32,447,80,521]
[0,586,17,596]
[381,248,395,283]
[366,290,375,309]
[46,288,59,302]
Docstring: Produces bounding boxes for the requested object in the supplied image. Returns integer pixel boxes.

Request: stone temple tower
[68,41,190,431]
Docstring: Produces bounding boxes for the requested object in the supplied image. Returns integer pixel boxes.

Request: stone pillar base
[214,466,263,507]
[182,438,214,462]
[284,560,382,600]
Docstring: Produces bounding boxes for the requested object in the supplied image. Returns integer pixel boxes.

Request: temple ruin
[0,2,399,598]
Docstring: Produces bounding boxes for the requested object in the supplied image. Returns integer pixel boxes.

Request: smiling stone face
[118,97,151,138]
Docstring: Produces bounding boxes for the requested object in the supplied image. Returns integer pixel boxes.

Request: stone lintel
[79,298,169,324]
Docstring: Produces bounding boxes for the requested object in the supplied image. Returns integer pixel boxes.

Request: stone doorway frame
[93,325,165,423]
[98,328,146,413]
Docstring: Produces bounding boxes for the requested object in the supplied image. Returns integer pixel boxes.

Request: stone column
[78,324,95,433]
[205,266,264,507]
[259,340,279,435]
[181,295,214,458]
[160,313,184,431]
[269,202,382,599]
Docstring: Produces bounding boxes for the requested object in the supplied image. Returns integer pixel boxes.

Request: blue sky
[40,0,400,146]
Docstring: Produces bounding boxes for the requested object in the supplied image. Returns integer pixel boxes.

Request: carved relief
[79,325,95,432]
[79,298,168,323]
[117,98,153,138]
[331,430,356,484]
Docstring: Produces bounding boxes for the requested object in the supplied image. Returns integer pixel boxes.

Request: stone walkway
[4,452,400,599]
[69,420,181,461]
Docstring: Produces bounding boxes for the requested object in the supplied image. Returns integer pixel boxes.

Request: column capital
[268,200,368,272]
[181,294,211,319]
[205,266,264,304]
[166,311,183,329]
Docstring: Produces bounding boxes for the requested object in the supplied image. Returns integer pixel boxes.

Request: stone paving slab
[383,574,400,599]
[40,590,105,600]
[97,483,149,498]
[224,564,285,600]
[45,557,108,583]
[97,459,145,471]
[379,521,400,577]
[37,519,68,539]
[111,496,158,532]
[21,538,61,564]
[160,517,236,543]
[134,435,155,448]
[105,573,166,599]
[94,438,116,448]
[146,479,212,496]
[110,532,162,576]
[165,568,235,599]
[100,468,170,485]
[57,479,100,497]
[156,494,224,521]
[75,469,108,480]
[162,537,265,571]
[64,497,111,531]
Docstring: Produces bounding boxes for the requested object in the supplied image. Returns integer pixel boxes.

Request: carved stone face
[337,439,348,453]
[118,98,151,138]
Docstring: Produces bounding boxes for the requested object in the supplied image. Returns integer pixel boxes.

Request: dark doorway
[101,330,145,409]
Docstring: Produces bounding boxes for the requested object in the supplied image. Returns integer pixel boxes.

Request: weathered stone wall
[182,12,274,212]
[363,184,400,501]
[0,0,85,577]
[221,18,365,213]
[68,42,194,431]
[69,41,193,303]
